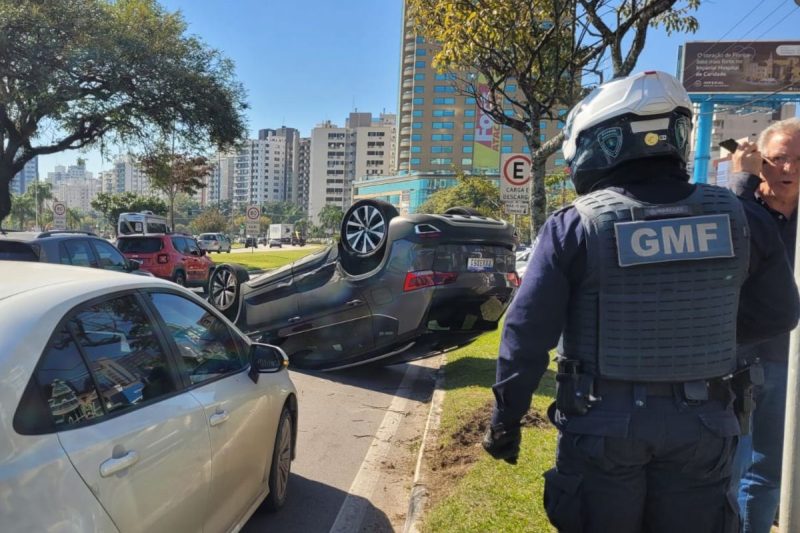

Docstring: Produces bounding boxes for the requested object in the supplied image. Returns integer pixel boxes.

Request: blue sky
[39,0,800,177]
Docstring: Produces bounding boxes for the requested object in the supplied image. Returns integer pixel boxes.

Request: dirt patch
[424,402,549,508]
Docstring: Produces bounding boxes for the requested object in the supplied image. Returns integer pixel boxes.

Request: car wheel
[340,199,398,275]
[444,206,482,216]
[208,264,250,320]
[173,271,187,287]
[262,407,293,512]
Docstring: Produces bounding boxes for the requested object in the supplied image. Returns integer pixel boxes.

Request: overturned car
[207,200,520,370]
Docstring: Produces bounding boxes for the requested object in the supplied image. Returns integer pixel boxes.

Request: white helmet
[562,71,693,194]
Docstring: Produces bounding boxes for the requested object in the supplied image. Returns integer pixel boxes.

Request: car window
[184,238,201,254]
[91,240,128,271]
[0,241,38,261]
[171,236,187,254]
[117,237,163,253]
[149,292,246,385]
[61,239,95,267]
[71,295,177,412]
[35,325,105,429]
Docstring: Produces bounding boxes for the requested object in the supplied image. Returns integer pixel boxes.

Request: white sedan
[0,262,298,532]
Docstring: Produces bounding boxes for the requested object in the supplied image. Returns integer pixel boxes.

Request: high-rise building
[54,178,101,212]
[47,159,92,186]
[396,2,564,176]
[232,129,299,208]
[10,156,38,195]
[207,151,236,207]
[308,112,398,222]
[297,138,311,212]
[101,155,151,195]
[260,127,301,204]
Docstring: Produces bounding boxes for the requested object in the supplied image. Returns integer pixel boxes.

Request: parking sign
[500,154,531,215]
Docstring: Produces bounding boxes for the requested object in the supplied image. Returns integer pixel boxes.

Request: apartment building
[10,157,38,195]
[308,112,397,222]
[207,151,237,207]
[100,155,152,195]
[232,128,300,209]
[54,178,102,212]
[297,137,311,212]
[396,2,563,177]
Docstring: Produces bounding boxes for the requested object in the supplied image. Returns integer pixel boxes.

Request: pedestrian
[728,117,800,533]
[481,71,800,533]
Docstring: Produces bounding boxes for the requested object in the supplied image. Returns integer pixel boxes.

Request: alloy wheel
[209,268,237,310]
[344,204,386,255]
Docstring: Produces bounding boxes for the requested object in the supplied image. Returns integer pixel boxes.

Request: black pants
[543,386,740,533]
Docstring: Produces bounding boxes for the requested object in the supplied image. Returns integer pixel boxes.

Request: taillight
[403,270,458,292]
[506,272,521,287]
[157,254,169,264]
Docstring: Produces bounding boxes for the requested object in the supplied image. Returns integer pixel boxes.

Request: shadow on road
[243,473,394,532]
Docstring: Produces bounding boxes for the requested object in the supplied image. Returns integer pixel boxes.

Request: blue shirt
[491,164,800,427]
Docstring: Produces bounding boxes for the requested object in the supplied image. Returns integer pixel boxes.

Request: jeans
[733,360,788,533]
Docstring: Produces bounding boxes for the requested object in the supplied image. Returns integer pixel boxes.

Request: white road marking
[329,362,423,533]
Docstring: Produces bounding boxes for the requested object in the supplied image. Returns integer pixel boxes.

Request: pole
[691,101,714,184]
[779,189,800,530]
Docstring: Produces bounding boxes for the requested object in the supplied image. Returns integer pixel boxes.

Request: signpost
[245,205,260,243]
[500,154,531,215]
[52,201,67,230]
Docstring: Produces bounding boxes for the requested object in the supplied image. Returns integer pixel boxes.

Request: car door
[50,292,211,533]
[292,261,374,367]
[145,291,280,532]
[183,237,209,283]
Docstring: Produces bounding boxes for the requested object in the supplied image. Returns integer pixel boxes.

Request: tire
[173,270,187,287]
[263,407,293,512]
[208,264,250,321]
[444,206,482,216]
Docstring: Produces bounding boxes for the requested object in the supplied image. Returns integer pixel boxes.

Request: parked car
[198,232,232,253]
[207,200,520,371]
[269,238,282,248]
[117,233,214,289]
[0,262,298,531]
[0,230,150,275]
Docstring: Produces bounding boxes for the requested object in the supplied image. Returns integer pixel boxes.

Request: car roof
[0,231,101,242]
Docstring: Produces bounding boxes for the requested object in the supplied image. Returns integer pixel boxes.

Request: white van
[117,211,170,236]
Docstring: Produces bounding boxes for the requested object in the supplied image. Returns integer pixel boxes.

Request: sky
[38,0,800,178]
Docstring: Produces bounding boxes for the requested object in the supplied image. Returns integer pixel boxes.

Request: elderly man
[730,117,800,533]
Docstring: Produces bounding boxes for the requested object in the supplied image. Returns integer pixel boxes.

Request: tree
[26,181,53,223]
[545,170,578,215]
[408,0,699,234]
[317,205,344,237]
[139,149,212,230]
[189,207,228,234]
[417,173,505,218]
[0,0,248,228]
[7,193,33,230]
[91,192,167,236]
[262,201,306,224]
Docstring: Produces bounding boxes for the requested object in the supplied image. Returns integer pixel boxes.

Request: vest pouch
[556,369,592,415]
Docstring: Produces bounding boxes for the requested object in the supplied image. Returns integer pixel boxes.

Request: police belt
[593,377,730,402]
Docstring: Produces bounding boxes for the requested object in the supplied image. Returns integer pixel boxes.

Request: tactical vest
[560,184,750,382]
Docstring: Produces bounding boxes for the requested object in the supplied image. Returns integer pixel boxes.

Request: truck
[268,223,294,244]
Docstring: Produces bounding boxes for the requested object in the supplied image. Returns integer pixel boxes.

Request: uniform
[482,72,800,533]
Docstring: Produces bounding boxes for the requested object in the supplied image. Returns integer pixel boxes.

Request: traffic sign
[246,205,260,236]
[246,206,260,220]
[500,154,531,215]
[52,201,67,230]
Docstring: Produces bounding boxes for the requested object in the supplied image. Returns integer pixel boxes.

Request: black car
[0,230,149,275]
[207,200,519,370]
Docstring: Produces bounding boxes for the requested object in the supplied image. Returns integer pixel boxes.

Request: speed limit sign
[246,206,260,221]
[53,201,67,230]
[246,205,260,237]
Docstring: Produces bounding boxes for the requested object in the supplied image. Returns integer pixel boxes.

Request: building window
[432,122,454,129]
[461,158,473,165]
[431,146,453,153]
[415,60,425,68]
[416,36,425,44]
[463,146,473,153]
[463,134,474,141]
[416,49,426,56]
[431,134,453,141]
[463,121,474,129]
[501,146,512,153]
[464,109,475,117]
[413,110,423,117]
[433,85,456,93]
[414,86,424,93]
[413,122,423,129]
[555,158,566,166]
[433,97,456,105]
[410,158,420,165]
[558,120,565,129]
[432,109,455,117]
[523,146,530,153]
[413,97,424,105]
[411,146,421,153]
[540,134,546,142]
[540,121,547,130]
[435,73,456,81]
[414,73,425,81]
[504,109,514,116]
[431,158,452,164]
[506,84,517,92]
[502,134,513,142]
[465,97,476,104]
[411,134,422,141]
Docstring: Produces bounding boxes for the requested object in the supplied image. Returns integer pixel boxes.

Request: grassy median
[421,327,559,533]
[210,246,325,272]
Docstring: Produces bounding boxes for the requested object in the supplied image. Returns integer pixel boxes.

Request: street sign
[245,205,260,236]
[52,201,67,230]
[500,154,531,215]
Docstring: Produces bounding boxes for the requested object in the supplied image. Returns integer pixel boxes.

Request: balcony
[399,151,410,159]
[401,103,412,112]
[399,139,410,147]
[403,53,415,66]
[404,42,416,52]
[402,79,414,89]
[403,67,414,76]
[400,127,411,135]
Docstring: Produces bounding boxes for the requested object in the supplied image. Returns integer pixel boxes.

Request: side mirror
[126,259,141,271]
[248,343,288,382]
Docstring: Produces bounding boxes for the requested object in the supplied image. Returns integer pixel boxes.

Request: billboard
[472,81,501,171]
[682,41,800,93]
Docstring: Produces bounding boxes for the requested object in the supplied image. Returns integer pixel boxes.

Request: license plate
[467,257,494,272]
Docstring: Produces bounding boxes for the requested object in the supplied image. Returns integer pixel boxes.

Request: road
[243,357,440,532]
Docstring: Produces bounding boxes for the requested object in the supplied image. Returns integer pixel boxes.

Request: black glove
[482,423,521,464]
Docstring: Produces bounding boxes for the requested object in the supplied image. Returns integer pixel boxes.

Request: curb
[404,353,447,533]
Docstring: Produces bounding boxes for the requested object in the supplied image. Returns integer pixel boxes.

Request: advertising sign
[52,201,67,230]
[245,205,260,236]
[500,154,531,215]
[472,80,501,171]
[682,41,800,93]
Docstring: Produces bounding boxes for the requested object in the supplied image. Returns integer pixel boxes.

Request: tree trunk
[0,165,13,231]
[530,162,547,238]
[169,195,175,231]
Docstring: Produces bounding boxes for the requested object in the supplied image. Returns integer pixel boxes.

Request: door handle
[345,299,363,307]
[209,410,230,427]
[288,316,302,324]
[100,450,140,477]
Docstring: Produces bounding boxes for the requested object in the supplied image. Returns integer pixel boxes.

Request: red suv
[116,234,214,289]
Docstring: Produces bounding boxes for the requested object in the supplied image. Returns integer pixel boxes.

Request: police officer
[482,71,800,533]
